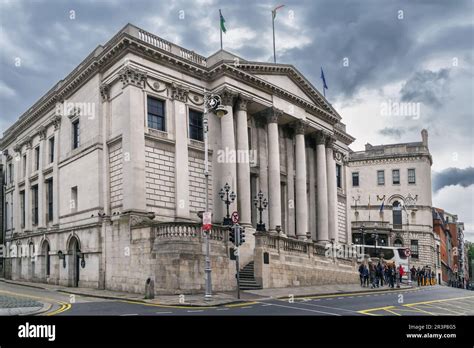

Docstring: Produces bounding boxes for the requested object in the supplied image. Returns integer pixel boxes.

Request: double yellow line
[0,289,72,316]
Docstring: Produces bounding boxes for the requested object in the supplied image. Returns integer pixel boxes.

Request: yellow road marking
[225,301,258,308]
[357,305,396,316]
[417,303,465,316]
[121,299,217,310]
[284,287,419,301]
[0,289,71,316]
[404,295,474,307]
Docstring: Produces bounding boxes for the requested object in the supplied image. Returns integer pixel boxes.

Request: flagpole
[272,11,276,63]
[219,9,223,50]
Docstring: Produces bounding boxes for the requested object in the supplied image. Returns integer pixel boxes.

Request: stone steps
[238,261,262,290]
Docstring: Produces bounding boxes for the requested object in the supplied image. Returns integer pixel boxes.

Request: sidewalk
[0,278,414,307]
[244,282,414,299]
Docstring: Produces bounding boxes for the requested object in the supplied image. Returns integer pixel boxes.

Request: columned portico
[306,137,316,240]
[236,95,252,226]
[294,121,308,239]
[266,108,283,232]
[326,137,338,243]
[316,131,329,242]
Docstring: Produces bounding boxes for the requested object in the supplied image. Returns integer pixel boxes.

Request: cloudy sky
[0,0,473,240]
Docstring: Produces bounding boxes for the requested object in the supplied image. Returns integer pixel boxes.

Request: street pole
[203,106,212,301]
[235,224,240,299]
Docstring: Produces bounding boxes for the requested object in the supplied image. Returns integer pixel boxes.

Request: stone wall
[109,141,123,209]
[254,233,359,289]
[145,140,175,210]
[337,197,347,243]
[188,148,213,214]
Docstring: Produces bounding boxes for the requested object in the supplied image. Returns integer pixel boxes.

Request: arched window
[393,238,403,247]
[42,241,51,277]
[392,201,402,229]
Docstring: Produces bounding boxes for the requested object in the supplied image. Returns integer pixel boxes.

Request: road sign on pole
[231,211,239,224]
[203,211,212,231]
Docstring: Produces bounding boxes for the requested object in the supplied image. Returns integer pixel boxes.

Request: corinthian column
[266,108,283,232]
[219,88,238,215]
[316,131,329,242]
[326,137,338,243]
[236,95,252,226]
[294,121,308,239]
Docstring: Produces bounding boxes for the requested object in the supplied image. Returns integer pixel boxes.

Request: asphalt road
[1,281,473,316]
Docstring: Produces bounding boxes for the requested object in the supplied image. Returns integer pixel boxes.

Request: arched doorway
[68,236,81,287]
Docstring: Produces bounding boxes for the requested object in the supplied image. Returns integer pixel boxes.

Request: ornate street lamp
[202,92,228,301]
[219,182,236,226]
[253,190,268,232]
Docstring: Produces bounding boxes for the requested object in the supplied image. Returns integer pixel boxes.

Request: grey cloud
[378,127,406,139]
[433,167,474,192]
[400,69,450,107]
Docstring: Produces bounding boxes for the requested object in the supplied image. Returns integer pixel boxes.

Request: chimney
[421,129,428,147]
[365,143,373,151]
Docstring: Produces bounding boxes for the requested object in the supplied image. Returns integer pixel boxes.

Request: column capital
[236,94,252,111]
[265,107,283,124]
[315,130,330,145]
[326,135,336,149]
[170,82,189,102]
[13,143,22,153]
[218,87,237,106]
[119,66,147,89]
[100,83,110,102]
[292,119,307,135]
[23,136,32,150]
[51,115,62,130]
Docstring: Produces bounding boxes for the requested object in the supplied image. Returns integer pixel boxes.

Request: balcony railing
[154,222,227,242]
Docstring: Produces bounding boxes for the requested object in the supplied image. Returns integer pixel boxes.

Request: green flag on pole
[220,9,227,33]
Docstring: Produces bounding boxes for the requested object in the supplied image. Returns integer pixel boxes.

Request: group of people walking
[411,266,436,286]
[358,262,404,289]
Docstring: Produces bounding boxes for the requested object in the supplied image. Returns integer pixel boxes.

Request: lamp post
[371,230,379,258]
[202,93,227,301]
[254,190,268,232]
[219,183,236,226]
[404,194,418,286]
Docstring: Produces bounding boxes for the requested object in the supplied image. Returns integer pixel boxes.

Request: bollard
[145,277,155,299]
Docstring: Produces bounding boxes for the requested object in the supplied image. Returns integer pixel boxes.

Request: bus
[356,245,409,279]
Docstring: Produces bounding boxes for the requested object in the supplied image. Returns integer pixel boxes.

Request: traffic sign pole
[234,223,241,299]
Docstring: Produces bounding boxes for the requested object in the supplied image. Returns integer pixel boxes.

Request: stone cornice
[347,153,433,166]
[119,65,147,89]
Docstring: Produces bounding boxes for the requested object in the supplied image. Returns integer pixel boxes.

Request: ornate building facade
[0,24,357,293]
[347,130,438,271]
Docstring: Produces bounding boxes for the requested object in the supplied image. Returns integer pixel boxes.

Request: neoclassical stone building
[0,24,357,293]
[347,130,438,271]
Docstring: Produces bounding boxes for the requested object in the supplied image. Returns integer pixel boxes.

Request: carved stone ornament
[23,137,32,150]
[51,115,62,130]
[265,107,283,124]
[37,125,47,140]
[170,82,189,102]
[293,119,306,135]
[119,66,147,89]
[100,83,110,101]
[13,144,22,153]
[219,88,237,106]
[315,130,328,145]
[237,94,252,111]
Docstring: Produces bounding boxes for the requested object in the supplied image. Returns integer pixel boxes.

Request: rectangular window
[49,137,55,163]
[377,170,385,185]
[32,185,39,226]
[20,190,25,228]
[34,146,40,171]
[392,169,400,185]
[336,164,342,188]
[189,109,204,141]
[22,155,27,178]
[352,172,359,187]
[408,168,416,184]
[411,240,419,259]
[71,186,78,213]
[8,163,13,183]
[46,179,53,222]
[147,96,165,131]
[72,120,80,149]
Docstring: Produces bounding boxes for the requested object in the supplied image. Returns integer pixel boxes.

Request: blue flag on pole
[320,67,328,89]
[379,200,385,213]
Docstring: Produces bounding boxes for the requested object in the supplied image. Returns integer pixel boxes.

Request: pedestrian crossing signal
[229,227,235,244]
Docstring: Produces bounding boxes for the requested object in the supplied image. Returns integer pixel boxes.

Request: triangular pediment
[254,73,314,104]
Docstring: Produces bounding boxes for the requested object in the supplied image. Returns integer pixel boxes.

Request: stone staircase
[238,261,262,290]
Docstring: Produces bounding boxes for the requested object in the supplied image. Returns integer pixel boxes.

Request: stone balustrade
[154,222,228,242]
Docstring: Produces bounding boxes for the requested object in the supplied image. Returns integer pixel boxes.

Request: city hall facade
[0,24,358,294]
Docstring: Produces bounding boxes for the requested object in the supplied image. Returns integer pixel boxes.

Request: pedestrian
[399,265,404,284]
[359,263,364,286]
[416,267,421,286]
[369,263,377,289]
[395,264,400,288]
[431,271,436,285]
[377,261,384,287]
[410,266,416,284]
[363,264,369,287]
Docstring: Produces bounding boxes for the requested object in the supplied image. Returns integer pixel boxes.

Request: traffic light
[239,227,246,246]
[229,227,235,244]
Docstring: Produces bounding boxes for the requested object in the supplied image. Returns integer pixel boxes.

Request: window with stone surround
[408,168,416,184]
[32,185,38,226]
[336,164,342,188]
[147,96,165,131]
[46,178,53,222]
[20,190,25,228]
[189,109,203,141]
[34,146,40,171]
[352,172,359,187]
[377,170,385,185]
[72,119,80,149]
[49,137,55,163]
[392,169,400,185]
[8,162,13,183]
[411,240,419,258]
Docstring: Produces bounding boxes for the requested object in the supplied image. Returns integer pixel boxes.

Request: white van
[357,245,410,279]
